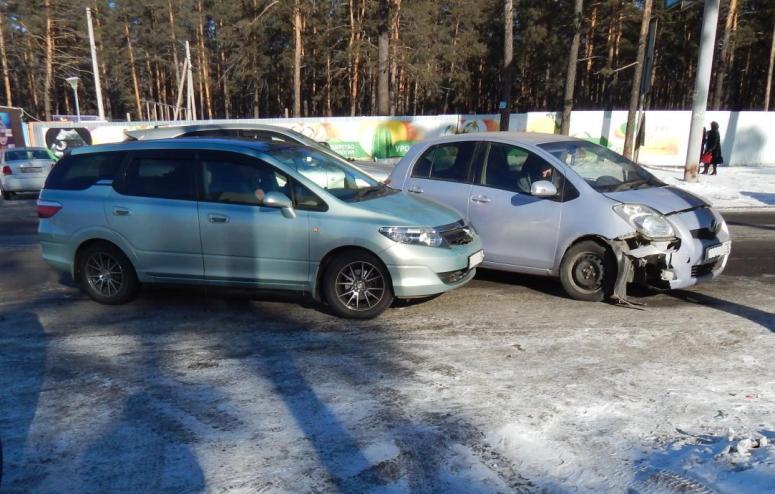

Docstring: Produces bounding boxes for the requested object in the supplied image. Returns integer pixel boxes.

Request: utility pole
[174,55,189,120]
[185,40,196,120]
[66,77,81,122]
[684,0,720,182]
[86,7,105,120]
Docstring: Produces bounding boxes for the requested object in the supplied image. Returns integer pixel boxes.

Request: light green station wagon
[38,139,484,318]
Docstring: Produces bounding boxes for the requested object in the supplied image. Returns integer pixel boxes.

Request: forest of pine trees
[0,0,774,122]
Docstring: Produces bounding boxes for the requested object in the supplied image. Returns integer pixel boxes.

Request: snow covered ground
[646,165,775,210]
[1,202,774,494]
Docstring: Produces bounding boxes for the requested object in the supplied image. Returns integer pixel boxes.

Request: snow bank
[646,166,775,210]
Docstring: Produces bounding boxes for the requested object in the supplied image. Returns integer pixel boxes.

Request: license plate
[21,167,42,173]
[705,241,731,260]
[468,250,485,269]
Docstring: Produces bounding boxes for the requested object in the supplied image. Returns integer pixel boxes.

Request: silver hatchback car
[38,139,483,318]
[389,132,731,302]
[1,147,56,199]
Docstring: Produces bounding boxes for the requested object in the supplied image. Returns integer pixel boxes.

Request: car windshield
[538,141,663,192]
[5,149,51,161]
[269,145,395,203]
[281,128,354,162]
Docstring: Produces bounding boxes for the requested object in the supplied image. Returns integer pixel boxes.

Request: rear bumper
[1,176,47,192]
[39,222,76,277]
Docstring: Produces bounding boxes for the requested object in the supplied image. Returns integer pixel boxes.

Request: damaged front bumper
[610,208,731,298]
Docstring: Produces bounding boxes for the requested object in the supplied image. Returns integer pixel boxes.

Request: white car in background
[1,147,56,200]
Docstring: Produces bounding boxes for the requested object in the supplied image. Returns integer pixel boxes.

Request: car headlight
[613,203,675,240]
[379,226,444,247]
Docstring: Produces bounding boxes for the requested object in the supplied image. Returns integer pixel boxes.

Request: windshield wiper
[613,179,649,192]
[355,184,386,200]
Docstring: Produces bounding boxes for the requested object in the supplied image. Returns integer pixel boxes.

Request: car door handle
[208,214,229,223]
[112,207,131,216]
[471,195,491,204]
[408,186,423,194]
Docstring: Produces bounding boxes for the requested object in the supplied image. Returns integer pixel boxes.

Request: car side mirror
[530,180,557,198]
[263,191,296,218]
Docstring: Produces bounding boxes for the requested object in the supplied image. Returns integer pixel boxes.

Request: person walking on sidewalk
[701,121,723,175]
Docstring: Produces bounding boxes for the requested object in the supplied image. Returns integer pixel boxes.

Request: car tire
[1,189,12,200]
[560,240,616,302]
[77,242,139,305]
[322,250,394,319]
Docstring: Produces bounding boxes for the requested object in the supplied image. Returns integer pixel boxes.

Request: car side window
[45,152,126,190]
[480,143,562,195]
[116,150,196,200]
[481,143,530,192]
[199,150,290,206]
[292,180,328,212]
[411,142,476,183]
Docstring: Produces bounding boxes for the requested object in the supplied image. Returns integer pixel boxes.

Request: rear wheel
[1,189,12,200]
[78,242,139,305]
[323,251,394,319]
[560,240,616,302]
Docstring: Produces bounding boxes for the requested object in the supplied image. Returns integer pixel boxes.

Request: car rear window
[44,152,126,190]
[5,149,51,161]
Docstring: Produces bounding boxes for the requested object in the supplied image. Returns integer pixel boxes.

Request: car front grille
[691,228,717,240]
[691,260,719,278]
[438,267,470,284]
[438,221,474,246]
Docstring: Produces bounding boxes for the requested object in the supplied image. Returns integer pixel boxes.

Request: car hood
[352,191,463,227]
[603,186,709,214]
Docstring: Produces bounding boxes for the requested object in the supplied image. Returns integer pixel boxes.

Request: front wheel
[559,240,617,302]
[78,242,139,305]
[322,251,394,319]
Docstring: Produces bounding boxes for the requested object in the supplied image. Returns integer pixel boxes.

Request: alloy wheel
[85,252,125,298]
[334,261,385,311]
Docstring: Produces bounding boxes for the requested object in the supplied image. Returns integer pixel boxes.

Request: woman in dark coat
[702,121,723,175]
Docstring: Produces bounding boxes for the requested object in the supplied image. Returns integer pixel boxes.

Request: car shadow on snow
[667,289,774,333]
[473,268,568,299]
[0,311,47,493]
[1,285,533,492]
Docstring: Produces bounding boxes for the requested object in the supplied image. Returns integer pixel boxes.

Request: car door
[467,142,565,272]
[197,150,310,288]
[402,141,477,219]
[106,149,203,279]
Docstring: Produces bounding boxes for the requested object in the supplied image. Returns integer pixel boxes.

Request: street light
[65,76,81,122]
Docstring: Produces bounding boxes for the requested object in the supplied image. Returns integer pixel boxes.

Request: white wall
[28,111,775,166]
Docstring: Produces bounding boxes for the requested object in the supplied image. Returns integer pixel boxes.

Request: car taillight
[1,165,11,175]
[37,200,62,219]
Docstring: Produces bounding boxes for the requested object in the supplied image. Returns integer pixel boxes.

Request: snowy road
[0,199,773,493]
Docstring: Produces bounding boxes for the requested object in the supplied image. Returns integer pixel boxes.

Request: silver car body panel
[38,139,482,300]
[388,131,730,290]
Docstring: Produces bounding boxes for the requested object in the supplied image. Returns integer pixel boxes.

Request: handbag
[700,152,712,165]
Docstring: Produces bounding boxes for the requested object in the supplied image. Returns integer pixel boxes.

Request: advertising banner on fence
[28,111,775,166]
[0,106,24,152]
